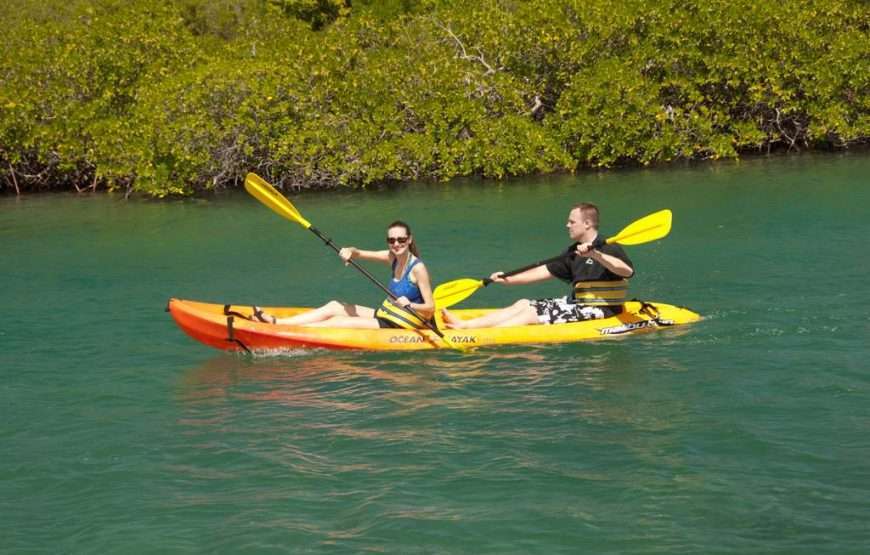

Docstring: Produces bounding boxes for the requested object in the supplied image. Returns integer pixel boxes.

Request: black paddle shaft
[484,238,606,286]
[308,226,398,300]
[307,226,449,340]
[482,254,566,286]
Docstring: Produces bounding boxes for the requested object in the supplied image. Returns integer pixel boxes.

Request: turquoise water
[2,153,869,553]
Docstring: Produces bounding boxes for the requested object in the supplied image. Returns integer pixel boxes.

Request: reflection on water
[177,350,477,401]
[173,351,496,448]
[173,345,699,477]
[175,345,697,424]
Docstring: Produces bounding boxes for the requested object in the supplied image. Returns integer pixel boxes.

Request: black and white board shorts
[529,297,621,325]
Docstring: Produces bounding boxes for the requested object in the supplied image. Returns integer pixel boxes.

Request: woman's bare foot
[251,306,276,324]
[441,308,467,329]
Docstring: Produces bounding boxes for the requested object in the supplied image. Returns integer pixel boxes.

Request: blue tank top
[388,256,424,304]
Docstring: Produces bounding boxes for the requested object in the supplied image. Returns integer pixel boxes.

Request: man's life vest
[572,279,629,306]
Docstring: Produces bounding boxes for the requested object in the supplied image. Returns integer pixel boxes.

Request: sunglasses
[386,236,409,245]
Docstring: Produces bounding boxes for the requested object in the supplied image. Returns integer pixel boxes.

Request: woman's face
[386,226,412,255]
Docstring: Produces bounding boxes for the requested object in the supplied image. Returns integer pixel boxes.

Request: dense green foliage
[2,0,868,195]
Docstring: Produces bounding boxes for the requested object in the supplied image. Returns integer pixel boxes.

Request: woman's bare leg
[275,301,373,326]
[303,314,381,328]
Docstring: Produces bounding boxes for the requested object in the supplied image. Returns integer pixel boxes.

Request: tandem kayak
[167,298,701,352]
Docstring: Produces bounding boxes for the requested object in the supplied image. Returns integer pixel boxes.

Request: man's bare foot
[441,308,467,329]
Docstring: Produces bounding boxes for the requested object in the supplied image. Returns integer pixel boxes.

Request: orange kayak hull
[168,298,701,352]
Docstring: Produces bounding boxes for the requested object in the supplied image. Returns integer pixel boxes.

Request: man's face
[566,208,587,242]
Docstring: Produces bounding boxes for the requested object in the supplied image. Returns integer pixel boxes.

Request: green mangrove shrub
[1,0,867,195]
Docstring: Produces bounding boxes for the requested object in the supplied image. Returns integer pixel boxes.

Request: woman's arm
[339,247,391,265]
[405,263,434,318]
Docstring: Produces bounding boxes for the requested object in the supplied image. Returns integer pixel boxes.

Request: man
[441,203,634,329]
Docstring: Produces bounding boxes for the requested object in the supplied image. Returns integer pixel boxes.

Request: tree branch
[434,19,496,76]
[7,162,20,195]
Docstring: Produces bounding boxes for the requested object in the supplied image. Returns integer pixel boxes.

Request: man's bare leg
[442,299,536,329]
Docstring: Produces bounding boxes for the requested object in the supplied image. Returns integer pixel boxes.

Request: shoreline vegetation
[1,0,868,197]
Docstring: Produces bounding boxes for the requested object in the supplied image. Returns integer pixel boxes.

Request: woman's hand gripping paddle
[244,173,467,351]
[433,209,673,309]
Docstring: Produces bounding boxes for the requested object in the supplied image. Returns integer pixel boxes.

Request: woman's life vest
[375,256,428,329]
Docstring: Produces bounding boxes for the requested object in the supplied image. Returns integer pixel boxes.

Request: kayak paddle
[433,209,673,309]
[244,173,465,351]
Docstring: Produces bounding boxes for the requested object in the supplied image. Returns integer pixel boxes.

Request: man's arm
[490,264,554,285]
[577,243,634,277]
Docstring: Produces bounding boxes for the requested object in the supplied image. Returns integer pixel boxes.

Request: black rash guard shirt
[545,242,634,291]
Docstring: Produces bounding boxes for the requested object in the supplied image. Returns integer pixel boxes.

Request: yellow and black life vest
[375,299,428,329]
[572,279,629,306]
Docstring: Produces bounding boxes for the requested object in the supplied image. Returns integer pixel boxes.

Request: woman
[253,221,434,329]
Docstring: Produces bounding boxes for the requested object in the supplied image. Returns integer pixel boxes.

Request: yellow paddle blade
[244,173,311,229]
[606,209,672,246]
[433,278,486,309]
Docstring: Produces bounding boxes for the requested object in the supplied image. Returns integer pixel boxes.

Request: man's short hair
[573,203,600,228]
